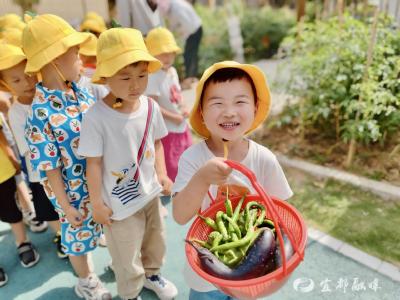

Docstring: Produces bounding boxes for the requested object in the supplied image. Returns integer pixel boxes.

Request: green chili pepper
[232,193,247,223]
[224,197,233,218]
[190,239,211,249]
[222,214,242,239]
[208,231,223,248]
[216,211,229,241]
[197,214,218,231]
[210,224,256,252]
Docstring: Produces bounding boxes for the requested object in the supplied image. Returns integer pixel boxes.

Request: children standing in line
[1,42,66,258]
[78,27,178,300]
[172,61,293,299]
[145,27,192,182]
[0,117,40,274]
[22,14,111,299]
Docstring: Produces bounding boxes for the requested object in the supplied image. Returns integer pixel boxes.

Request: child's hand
[92,202,113,226]
[179,104,190,118]
[198,158,232,186]
[173,113,185,125]
[64,206,84,228]
[159,174,173,196]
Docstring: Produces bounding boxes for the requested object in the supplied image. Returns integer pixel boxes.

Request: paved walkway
[1,201,399,300]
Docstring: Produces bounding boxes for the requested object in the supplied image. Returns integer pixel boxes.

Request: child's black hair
[200,67,257,107]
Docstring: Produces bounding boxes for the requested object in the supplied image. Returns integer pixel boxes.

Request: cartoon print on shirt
[43,121,56,142]
[49,113,68,127]
[34,107,48,120]
[60,146,73,169]
[54,128,69,143]
[26,125,45,144]
[65,105,80,118]
[49,95,64,110]
[29,145,40,160]
[111,162,142,205]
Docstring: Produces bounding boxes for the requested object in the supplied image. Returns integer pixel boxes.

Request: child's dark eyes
[121,77,130,81]
[13,79,20,84]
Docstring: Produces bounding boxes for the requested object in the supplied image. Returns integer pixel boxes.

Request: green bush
[240,6,295,61]
[281,15,400,145]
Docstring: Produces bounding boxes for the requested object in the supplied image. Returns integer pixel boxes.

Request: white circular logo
[293,277,315,293]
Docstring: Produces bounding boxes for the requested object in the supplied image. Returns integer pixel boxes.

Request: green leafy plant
[280,14,400,148]
[240,6,295,61]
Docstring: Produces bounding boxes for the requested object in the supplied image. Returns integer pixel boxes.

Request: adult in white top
[116,0,162,35]
[160,0,203,79]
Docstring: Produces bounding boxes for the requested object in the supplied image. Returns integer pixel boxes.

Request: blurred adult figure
[159,0,203,84]
[116,0,162,35]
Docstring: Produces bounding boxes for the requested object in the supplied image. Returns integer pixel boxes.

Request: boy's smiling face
[202,78,257,143]
[105,61,149,102]
[1,60,37,99]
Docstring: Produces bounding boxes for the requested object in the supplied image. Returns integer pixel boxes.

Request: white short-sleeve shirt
[145,67,187,133]
[78,96,168,220]
[172,139,293,292]
[8,101,40,182]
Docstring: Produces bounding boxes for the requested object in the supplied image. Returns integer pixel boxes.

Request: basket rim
[185,197,308,287]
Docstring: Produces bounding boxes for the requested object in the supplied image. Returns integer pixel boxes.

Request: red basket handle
[224,159,303,279]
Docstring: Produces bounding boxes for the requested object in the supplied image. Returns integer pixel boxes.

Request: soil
[252,121,400,187]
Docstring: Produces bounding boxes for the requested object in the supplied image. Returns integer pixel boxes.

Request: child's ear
[254,98,259,115]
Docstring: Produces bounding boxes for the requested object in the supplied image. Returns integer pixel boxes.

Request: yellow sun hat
[79,32,97,56]
[80,18,107,34]
[22,13,90,74]
[0,27,23,47]
[0,14,25,31]
[145,27,182,57]
[0,42,26,91]
[189,61,271,139]
[84,12,106,25]
[92,27,162,84]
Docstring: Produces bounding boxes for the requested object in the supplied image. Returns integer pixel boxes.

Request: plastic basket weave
[185,160,307,300]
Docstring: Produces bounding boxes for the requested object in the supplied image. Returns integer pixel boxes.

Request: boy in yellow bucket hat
[0,44,41,280]
[78,27,178,300]
[145,27,192,183]
[0,42,69,260]
[172,61,293,299]
[21,13,111,300]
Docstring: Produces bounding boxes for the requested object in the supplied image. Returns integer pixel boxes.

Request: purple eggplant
[187,228,276,280]
[274,231,294,269]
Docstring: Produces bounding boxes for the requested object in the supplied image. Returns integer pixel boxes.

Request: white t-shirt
[145,67,187,133]
[8,101,40,182]
[163,0,202,40]
[172,139,293,292]
[78,96,168,220]
[78,75,109,102]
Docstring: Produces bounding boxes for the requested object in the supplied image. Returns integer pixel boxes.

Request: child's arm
[172,158,232,225]
[46,168,83,227]
[86,156,112,226]
[148,94,185,125]
[154,139,173,195]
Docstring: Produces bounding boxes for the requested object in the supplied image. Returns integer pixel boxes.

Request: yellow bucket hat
[79,32,97,56]
[84,12,106,25]
[0,14,25,30]
[80,18,107,34]
[0,27,23,47]
[189,61,271,139]
[0,42,26,91]
[92,28,162,84]
[145,27,182,56]
[22,14,90,74]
